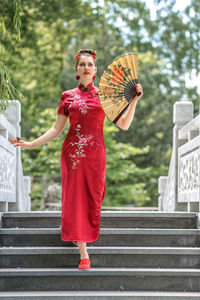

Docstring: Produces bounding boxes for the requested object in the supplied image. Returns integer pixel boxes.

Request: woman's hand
[116,84,143,130]
[131,84,143,102]
[9,137,33,149]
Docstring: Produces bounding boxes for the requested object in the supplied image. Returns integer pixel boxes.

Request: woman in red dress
[9,49,143,270]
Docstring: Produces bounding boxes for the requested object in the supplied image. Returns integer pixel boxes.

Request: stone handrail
[0,100,31,212]
[158,101,199,212]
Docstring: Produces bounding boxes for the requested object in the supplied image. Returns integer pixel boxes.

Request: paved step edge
[1,291,200,299]
[1,211,198,218]
[1,268,200,276]
[1,228,200,235]
[1,246,200,255]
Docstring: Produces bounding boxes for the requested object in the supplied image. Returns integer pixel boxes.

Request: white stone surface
[173,101,193,125]
[178,136,200,207]
[0,100,31,212]
[159,100,200,213]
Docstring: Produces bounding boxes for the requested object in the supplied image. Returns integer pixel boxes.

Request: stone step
[1,246,200,268]
[1,228,200,247]
[1,211,198,229]
[1,291,200,299]
[1,268,200,292]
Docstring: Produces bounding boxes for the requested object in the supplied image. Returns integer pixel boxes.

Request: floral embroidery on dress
[69,124,94,169]
[69,94,89,114]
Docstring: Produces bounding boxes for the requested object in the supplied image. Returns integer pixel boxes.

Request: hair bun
[75,49,97,65]
[77,49,96,56]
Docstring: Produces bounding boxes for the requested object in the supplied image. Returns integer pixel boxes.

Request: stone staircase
[0,211,200,299]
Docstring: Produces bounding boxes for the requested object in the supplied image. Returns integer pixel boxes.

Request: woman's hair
[75,49,97,67]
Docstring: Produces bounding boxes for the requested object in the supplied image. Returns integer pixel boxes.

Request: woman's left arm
[116,84,143,130]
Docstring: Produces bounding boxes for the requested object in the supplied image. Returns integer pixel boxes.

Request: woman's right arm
[9,114,68,149]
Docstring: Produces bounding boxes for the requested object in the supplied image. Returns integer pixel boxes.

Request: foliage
[1,0,199,209]
[103,118,151,206]
[21,107,69,209]
[0,0,23,107]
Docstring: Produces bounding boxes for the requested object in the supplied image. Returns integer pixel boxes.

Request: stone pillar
[3,101,22,211]
[2,100,31,211]
[0,107,16,212]
[158,176,168,211]
[173,101,193,211]
[23,176,31,211]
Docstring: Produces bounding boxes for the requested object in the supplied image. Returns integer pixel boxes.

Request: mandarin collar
[78,81,95,92]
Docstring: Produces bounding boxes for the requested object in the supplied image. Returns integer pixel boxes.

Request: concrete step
[1,228,200,247]
[1,211,198,229]
[1,268,200,292]
[1,246,200,268]
[1,291,200,299]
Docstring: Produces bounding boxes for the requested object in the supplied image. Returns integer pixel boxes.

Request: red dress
[57,81,106,243]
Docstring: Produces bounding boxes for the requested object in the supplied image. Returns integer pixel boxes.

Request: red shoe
[78,258,90,270]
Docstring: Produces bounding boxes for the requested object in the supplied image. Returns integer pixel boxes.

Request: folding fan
[98,53,141,124]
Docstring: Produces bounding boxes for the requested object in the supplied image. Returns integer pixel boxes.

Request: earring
[76,75,80,80]
[93,75,96,80]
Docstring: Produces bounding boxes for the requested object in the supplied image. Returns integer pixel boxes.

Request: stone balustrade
[0,100,31,212]
[159,101,200,212]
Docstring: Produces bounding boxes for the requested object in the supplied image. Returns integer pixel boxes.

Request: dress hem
[61,229,100,243]
[61,236,100,243]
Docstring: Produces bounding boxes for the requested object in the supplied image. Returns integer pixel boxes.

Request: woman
[9,49,143,270]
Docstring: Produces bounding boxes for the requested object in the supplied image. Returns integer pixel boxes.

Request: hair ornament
[75,52,96,60]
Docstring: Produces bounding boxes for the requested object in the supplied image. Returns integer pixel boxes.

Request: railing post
[173,101,193,211]
[1,100,31,212]
[158,176,168,211]
[23,176,31,211]
[3,101,22,211]
[0,105,16,212]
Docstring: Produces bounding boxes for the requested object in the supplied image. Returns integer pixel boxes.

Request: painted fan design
[98,53,141,124]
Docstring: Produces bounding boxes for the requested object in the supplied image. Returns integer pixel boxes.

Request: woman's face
[76,55,97,81]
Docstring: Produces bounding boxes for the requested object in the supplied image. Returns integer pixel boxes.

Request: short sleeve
[57,92,69,116]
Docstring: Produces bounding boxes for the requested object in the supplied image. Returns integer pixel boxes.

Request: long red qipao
[57,81,106,243]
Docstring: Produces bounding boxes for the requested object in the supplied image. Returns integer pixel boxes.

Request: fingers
[131,84,143,102]
[9,137,24,147]
[135,84,143,99]
[9,139,18,145]
[13,141,24,147]
[9,139,17,145]
[135,84,143,94]
[9,137,21,143]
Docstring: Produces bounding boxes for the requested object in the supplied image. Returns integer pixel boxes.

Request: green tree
[2,0,199,209]
[0,0,23,107]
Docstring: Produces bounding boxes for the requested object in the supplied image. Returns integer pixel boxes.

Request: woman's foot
[75,241,90,268]
[78,258,90,269]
